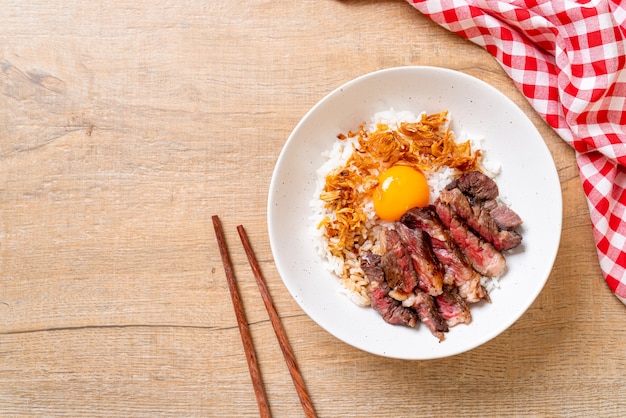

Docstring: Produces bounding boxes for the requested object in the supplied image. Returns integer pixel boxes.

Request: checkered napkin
[405,0,626,302]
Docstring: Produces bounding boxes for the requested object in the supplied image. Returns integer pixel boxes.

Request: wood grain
[2,0,626,417]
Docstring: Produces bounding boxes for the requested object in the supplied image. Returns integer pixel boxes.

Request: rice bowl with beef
[309,108,522,340]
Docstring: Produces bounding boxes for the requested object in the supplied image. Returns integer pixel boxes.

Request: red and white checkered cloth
[405,0,626,302]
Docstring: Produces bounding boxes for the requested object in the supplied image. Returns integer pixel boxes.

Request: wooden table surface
[2,1,625,416]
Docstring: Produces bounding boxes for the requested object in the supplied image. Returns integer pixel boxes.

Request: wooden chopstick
[237,225,317,418]
[211,215,271,418]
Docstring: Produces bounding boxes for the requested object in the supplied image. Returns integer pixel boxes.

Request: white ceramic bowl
[267,66,562,360]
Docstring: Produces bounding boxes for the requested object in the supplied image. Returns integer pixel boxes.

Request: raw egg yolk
[373,166,429,221]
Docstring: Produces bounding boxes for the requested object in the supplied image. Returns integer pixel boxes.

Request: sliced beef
[357,171,524,340]
[439,187,494,233]
[403,289,448,341]
[447,170,498,201]
[401,205,488,302]
[494,230,522,251]
[400,206,448,242]
[361,252,418,327]
[380,229,419,294]
[430,239,489,303]
[439,188,522,251]
[435,286,472,327]
[360,252,384,284]
[481,198,498,211]
[435,200,506,277]
[370,283,419,327]
[395,223,444,297]
[490,204,523,230]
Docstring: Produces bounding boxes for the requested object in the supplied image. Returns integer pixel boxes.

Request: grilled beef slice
[432,241,489,303]
[370,283,419,327]
[435,200,506,277]
[395,222,444,297]
[401,206,488,302]
[447,170,499,201]
[361,252,418,327]
[490,204,523,230]
[435,286,472,327]
[439,188,522,251]
[400,206,448,242]
[380,229,419,294]
[403,289,448,341]
[361,252,384,284]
